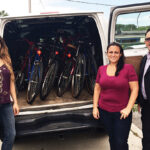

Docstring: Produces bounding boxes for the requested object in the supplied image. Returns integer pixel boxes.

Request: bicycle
[57,40,86,97]
[71,41,87,98]
[27,42,43,104]
[81,41,98,95]
[40,31,76,100]
[15,39,36,92]
[57,37,97,98]
[40,37,64,100]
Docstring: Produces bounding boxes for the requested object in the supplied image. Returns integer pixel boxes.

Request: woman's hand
[13,102,19,116]
[120,107,131,119]
[93,107,100,119]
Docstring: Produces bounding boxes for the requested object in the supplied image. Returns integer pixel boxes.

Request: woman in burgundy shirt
[0,37,19,150]
[93,42,139,150]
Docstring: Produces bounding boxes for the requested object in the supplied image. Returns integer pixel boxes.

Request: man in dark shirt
[138,28,150,150]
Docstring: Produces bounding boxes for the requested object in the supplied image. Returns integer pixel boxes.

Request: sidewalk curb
[131,123,143,139]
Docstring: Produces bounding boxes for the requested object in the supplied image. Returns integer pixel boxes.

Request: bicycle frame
[30,50,42,79]
[18,39,37,81]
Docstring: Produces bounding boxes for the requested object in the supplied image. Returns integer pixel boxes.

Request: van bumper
[15,107,103,137]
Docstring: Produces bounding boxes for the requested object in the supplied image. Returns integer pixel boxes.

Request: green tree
[0,10,8,17]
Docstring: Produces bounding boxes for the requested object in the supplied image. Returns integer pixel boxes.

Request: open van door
[108,2,150,75]
[0,12,105,137]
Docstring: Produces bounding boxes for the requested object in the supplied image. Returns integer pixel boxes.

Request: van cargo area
[3,15,103,109]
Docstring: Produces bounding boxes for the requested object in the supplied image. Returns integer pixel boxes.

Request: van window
[115,11,150,50]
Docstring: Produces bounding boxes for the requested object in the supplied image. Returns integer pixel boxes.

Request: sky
[0,0,150,19]
[116,11,150,26]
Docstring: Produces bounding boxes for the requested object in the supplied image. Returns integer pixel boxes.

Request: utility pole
[28,0,31,13]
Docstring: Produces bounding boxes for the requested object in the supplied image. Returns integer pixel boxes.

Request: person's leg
[141,103,150,150]
[1,103,16,150]
[0,111,4,141]
[99,108,115,150]
[112,112,132,150]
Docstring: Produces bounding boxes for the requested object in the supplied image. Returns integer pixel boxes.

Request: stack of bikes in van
[15,32,98,104]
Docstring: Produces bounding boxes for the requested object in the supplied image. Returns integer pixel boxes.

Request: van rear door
[108,2,150,75]
[0,12,105,137]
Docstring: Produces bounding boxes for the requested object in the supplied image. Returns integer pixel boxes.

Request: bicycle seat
[67,43,76,50]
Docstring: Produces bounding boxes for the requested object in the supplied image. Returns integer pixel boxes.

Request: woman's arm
[10,79,19,116]
[120,81,139,119]
[93,83,101,119]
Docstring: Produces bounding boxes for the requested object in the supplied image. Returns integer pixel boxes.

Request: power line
[66,0,115,6]
[39,0,45,9]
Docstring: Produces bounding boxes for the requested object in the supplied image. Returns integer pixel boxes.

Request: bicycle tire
[86,54,98,95]
[71,53,86,98]
[57,61,73,97]
[40,60,59,100]
[27,61,43,104]
[15,71,25,91]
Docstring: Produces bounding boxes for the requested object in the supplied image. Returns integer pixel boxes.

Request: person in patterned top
[0,36,19,150]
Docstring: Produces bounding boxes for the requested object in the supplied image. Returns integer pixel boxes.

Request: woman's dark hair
[107,42,125,76]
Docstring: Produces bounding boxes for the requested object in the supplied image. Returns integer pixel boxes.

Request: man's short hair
[145,28,150,36]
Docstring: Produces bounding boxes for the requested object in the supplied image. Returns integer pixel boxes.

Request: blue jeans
[99,108,132,150]
[0,103,16,150]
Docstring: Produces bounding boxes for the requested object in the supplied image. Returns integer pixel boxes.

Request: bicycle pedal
[30,81,38,83]
[75,74,81,77]
[62,76,68,79]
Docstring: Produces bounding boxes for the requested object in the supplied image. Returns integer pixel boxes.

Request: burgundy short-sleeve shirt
[96,64,138,112]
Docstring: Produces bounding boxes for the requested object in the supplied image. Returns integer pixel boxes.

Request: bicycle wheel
[27,61,43,104]
[86,54,97,95]
[57,61,73,97]
[40,60,59,100]
[71,53,86,98]
[15,71,25,91]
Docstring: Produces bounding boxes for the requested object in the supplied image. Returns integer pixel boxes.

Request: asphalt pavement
[132,111,142,130]
[130,111,142,150]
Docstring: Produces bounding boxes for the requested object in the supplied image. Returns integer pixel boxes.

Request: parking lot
[10,121,142,150]
[9,110,143,150]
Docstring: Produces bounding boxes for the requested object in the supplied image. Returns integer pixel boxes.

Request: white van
[0,2,149,137]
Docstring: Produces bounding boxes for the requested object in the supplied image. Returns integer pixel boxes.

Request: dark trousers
[141,102,150,150]
[99,108,132,150]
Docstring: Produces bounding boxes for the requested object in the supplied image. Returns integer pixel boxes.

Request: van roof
[0,11,104,19]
